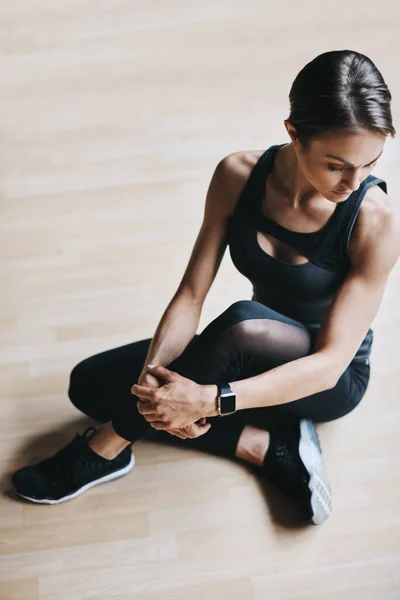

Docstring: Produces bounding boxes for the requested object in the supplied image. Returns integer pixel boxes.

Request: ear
[286,121,302,147]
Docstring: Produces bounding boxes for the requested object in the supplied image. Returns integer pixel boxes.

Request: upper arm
[174,152,252,305]
[313,190,400,378]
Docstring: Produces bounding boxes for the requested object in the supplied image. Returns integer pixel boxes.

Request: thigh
[197,299,310,342]
[169,300,312,381]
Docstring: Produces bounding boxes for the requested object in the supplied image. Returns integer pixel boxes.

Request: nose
[342,170,363,191]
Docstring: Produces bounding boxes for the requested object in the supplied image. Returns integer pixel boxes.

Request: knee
[232,318,265,339]
[228,315,312,360]
[224,300,256,321]
[67,358,92,412]
[229,318,277,350]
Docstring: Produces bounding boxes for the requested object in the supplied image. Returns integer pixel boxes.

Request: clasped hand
[132,365,211,439]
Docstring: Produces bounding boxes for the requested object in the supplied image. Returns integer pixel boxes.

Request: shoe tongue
[54,427,96,464]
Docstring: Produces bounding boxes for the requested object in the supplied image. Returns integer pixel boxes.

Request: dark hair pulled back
[287,50,396,147]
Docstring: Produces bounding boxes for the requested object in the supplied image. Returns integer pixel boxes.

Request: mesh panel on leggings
[176,318,312,386]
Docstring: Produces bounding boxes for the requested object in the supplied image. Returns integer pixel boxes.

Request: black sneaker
[261,419,332,525]
[11,427,135,504]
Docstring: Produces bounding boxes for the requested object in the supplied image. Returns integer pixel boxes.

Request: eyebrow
[325,149,383,167]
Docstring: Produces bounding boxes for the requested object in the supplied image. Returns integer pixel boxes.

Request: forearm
[202,352,337,416]
[142,293,202,369]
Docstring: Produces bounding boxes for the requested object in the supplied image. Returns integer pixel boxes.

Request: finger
[131,384,154,400]
[149,421,166,430]
[197,417,207,426]
[137,404,160,419]
[182,423,203,439]
[167,429,187,440]
[136,400,156,415]
[194,423,212,437]
[146,365,175,382]
[143,413,163,423]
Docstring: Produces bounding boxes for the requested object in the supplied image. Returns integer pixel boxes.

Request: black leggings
[68,300,370,458]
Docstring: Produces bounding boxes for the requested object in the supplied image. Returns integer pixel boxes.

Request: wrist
[201,384,220,417]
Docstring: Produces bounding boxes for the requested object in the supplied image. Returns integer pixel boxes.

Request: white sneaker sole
[298,420,332,525]
[15,453,135,505]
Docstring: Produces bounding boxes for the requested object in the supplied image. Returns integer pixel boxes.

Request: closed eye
[328,162,377,173]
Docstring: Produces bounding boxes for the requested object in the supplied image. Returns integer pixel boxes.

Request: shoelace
[39,427,98,483]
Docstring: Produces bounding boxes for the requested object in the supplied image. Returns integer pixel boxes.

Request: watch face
[220,393,236,415]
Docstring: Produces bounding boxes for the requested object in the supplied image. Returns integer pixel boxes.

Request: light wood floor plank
[0,578,38,600]
[96,578,255,600]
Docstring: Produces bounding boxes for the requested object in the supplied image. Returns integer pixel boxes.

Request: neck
[272,143,320,209]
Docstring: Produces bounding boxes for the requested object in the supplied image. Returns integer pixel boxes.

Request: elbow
[325,374,340,390]
[329,363,351,389]
[318,352,344,390]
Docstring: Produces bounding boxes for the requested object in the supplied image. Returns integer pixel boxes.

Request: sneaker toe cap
[11,465,52,500]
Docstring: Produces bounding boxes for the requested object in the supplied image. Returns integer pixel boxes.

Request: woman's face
[288,126,387,202]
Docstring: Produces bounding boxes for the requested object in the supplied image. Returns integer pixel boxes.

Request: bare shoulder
[216,149,265,215]
[349,181,400,268]
[355,183,399,234]
[221,149,264,175]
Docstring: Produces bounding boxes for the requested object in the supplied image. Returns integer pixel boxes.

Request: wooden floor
[1,2,400,599]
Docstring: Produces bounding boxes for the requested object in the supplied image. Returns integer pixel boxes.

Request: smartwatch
[217,382,237,416]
